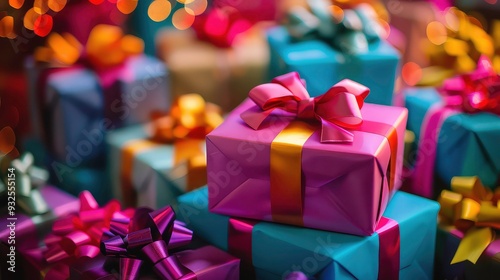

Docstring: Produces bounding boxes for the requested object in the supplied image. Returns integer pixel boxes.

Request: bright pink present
[207,72,408,236]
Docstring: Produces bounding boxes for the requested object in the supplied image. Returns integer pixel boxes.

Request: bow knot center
[297,98,316,119]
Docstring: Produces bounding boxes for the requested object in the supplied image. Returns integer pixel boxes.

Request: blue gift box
[267,26,400,106]
[405,87,500,189]
[107,124,206,209]
[177,187,439,280]
[34,55,170,166]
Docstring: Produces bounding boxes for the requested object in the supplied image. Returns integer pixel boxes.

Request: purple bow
[100,206,194,280]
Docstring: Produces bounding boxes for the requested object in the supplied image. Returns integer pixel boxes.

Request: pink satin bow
[100,205,194,280]
[240,72,369,142]
[41,191,121,279]
[440,55,500,115]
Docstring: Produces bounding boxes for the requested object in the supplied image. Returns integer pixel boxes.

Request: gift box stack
[3,0,500,279]
[387,1,500,278]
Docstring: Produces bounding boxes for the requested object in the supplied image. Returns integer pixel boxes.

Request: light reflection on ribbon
[438,176,500,264]
[100,205,195,280]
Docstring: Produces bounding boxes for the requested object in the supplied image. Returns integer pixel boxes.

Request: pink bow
[441,55,500,115]
[241,72,369,142]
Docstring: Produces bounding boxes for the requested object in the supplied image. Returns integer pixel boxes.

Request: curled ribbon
[440,55,500,115]
[240,72,369,143]
[34,24,144,68]
[100,205,194,280]
[285,0,385,54]
[41,191,121,279]
[438,176,500,264]
[1,153,50,215]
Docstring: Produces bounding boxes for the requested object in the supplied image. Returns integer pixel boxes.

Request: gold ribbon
[270,121,316,226]
[34,24,144,68]
[119,94,223,206]
[438,176,500,264]
[419,8,495,86]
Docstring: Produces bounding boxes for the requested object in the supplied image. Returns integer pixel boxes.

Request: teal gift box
[405,87,500,190]
[177,187,439,279]
[106,124,206,209]
[267,26,400,106]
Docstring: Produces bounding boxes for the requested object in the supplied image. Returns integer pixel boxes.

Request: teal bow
[286,0,384,54]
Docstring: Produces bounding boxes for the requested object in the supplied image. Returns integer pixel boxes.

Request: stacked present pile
[1,0,500,279]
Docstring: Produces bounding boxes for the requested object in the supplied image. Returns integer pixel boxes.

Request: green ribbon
[286,1,384,54]
[1,153,50,215]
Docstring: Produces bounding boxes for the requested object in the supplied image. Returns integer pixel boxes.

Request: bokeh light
[121,34,144,55]
[48,0,67,13]
[9,0,24,9]
[34,14,53,37]
[47,33,81,65]
[427,21,447,45]
[34,0,49,14]
[117,0,138,15]
[0,126,16,155]
[177,0,195,4]
[148,0,171,22]
[402,62,422,86]
[0,16,16,39]
[89,0,105,5]
[172,8,195,30]
[185,0,208,16]
[23,8,38,30]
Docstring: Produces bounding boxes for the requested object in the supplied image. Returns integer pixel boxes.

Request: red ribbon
[192,7,252,48]
[227,216,400,279]
[100,205,195,280]
[440,55,500,115]
[240,72,369,143]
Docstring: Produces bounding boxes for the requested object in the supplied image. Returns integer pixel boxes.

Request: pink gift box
[207,98,407,236]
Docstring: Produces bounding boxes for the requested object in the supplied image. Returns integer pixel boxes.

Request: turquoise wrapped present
[267,3,400,106]
[177,187,439,280]
[106,125,205,209]
[405,87,500,195]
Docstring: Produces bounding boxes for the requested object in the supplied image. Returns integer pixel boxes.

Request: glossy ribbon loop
[41,191,121,279]
[438,176,500,264]
[440,55,500,115]
[100,205,195,280]
[241,72,369,143]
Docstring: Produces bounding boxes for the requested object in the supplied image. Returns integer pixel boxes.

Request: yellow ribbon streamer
[438,176,500,264]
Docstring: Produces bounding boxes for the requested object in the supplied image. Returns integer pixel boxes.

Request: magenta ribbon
[411,55,500,198]
[240,72,369,142]
[100,205,195,280]
[40,191,121,279]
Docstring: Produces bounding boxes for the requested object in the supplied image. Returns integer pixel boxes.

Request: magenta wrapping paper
[207,98,408,236]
